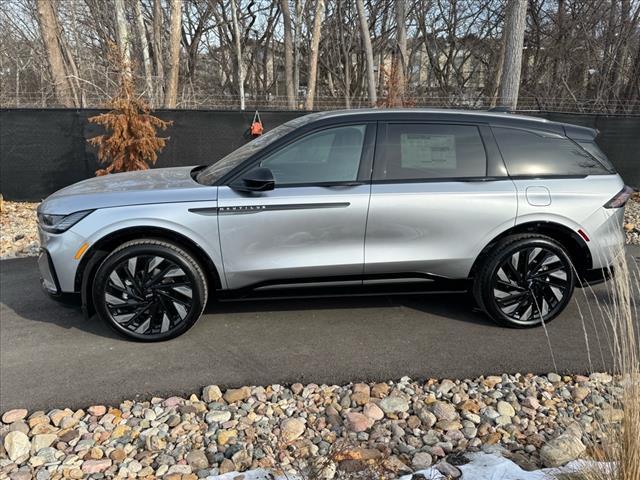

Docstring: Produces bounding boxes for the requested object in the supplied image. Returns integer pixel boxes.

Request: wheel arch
[76,226,222,317]
[469,221,592,280]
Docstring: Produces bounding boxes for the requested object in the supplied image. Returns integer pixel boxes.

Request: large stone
[417,408,437,428]
[81,459,112,474]
[412,452,433,469]
[379,396,409,415]
[431,401,458,421]
[371,383,390,398]
[87,406,107,417]
[31,434,57,453]
[572,387,590,402]
[540,431,586,467]
[2,409,28,424]
[496,401,515,417]
[217,429,238,445]
[346,412,372,432]
[280,418,306,442]
[223,387,251,404]
[4,431,31,461]
[186,450,209,470]
[202,385,223,403]
[547,373,562,383]
[206,410,231,424]
[437,379,456,395]
[363,403,384,421]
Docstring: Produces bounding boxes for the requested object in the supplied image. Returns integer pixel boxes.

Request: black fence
[1,108,638,201]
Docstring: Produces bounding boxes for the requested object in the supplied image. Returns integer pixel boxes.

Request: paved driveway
[1,249,638,411]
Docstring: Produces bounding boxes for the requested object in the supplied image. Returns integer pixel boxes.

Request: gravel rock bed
[0,202,39,259]
[0,373,622,479]
[1,195,639,260]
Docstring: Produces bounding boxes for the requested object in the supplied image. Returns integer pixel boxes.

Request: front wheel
[92,239,208,341]
[473,234,575,327]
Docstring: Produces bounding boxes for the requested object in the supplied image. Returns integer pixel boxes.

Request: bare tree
[356,0,377,106]
[152,0,165,105]
[113,0,131,77]
[281,0,296,108]
[392,0,407,105]
[35,0,78,107]
[164,0,182,108]
[134,0,154,103]
[305,0,325,110]
[229,0,245,110]
[498,0,527,109]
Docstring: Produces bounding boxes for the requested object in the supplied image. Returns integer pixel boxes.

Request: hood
[41,166,216,214]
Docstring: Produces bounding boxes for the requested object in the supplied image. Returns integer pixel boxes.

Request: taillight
[604,185,634,209]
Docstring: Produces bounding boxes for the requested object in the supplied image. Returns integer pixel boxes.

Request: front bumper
[38,248,61,295]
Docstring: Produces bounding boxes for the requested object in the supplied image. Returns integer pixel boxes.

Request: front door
[218,123,375,290]
[364,122,517,280]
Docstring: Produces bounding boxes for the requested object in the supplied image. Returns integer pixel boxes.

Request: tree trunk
[394,0,407,104]
[355,0,377,106]
[134,0,154,104]
[230,0,245,110]
[498,0,527,110]
[35,0,78,107]
[293,0,302,95]
[281,0,296,109]
[152,0,165,105]
[164,0,182,108]
[305,0,325,110]
[114,0,131,77]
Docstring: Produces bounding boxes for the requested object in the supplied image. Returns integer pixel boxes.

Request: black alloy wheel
[474,234,576,327]
[93,239,207,341]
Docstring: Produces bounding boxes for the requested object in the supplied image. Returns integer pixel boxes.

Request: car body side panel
[512,174,626,269]
[217,185,371,289]
[364,179,518,279]
[41,201,224,292]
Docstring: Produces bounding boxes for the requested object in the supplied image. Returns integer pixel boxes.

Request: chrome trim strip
[191,202,351,216]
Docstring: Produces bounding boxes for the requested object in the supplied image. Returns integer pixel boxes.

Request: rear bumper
[578,266,613,287]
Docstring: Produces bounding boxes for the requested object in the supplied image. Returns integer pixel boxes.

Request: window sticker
[400,134,457,169]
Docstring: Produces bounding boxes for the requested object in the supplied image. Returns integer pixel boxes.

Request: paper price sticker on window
[400,133,457,170]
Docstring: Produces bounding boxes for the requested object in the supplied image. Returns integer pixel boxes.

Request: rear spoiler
[563,124,598,141]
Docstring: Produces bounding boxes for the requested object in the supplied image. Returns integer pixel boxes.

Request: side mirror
[231,167,275,192]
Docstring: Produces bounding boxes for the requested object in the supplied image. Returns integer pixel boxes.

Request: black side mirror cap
[231,167,275,192]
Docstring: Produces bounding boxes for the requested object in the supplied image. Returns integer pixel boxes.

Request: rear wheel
[93,239,208,341]
[473,234,575,327]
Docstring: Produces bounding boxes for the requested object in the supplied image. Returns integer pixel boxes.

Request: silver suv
[37,109,631,341]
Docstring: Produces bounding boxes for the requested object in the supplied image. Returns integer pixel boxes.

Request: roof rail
[487,106,513,113]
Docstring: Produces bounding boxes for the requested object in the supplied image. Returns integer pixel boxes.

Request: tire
[473,234,575,328]
[92,239,208,341]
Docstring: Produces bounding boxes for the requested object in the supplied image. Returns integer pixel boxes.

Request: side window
[492,127,610,176]
[259,125,366,185]
[374,124,486,181]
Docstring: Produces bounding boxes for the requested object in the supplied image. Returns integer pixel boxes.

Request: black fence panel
[0,109,638,201]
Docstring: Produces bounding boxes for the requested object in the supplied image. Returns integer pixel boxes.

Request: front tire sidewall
[93,242,206,341]
[478,237,576,328]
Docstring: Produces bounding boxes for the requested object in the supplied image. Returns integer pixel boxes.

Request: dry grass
[574,244,640,480]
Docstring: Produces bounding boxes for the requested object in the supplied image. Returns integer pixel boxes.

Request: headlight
[38,210,94,233]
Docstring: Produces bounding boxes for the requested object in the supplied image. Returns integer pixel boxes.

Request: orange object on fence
[250,111,264,136]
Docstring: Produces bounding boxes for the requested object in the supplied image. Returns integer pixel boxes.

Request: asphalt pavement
[1,249,638,411]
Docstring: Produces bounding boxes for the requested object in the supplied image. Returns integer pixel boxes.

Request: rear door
[364,122,517,280]
[218,123,375,290]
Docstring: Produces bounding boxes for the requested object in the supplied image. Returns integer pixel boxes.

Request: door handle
[323,182,365,188]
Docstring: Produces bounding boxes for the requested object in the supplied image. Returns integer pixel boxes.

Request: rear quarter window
[492,127,611,177]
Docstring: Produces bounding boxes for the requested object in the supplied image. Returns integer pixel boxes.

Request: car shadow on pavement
[206,291,494,327]
[1,257,492,341]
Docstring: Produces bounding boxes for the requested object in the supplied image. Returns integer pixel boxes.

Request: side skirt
[216,274,471,301]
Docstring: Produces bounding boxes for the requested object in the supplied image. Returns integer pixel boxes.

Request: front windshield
[196,113,324,185]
